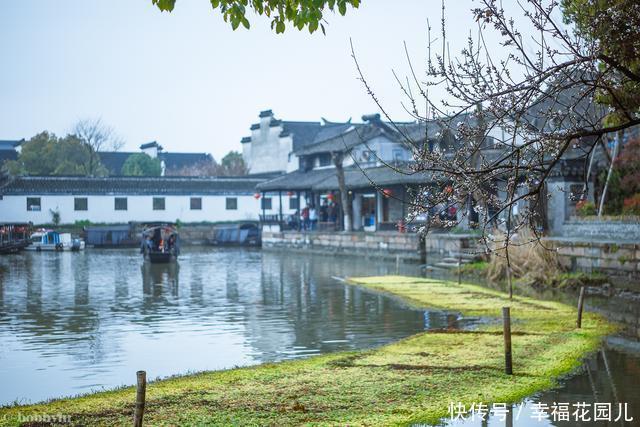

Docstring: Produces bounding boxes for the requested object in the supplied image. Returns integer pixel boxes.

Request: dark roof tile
[0,176,264,196]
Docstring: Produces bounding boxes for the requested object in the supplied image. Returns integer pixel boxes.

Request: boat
[84,224,138,248]
[209,222,260,246]
[25,230,85,251]
[0,223,32,254]
[140,223,179,263]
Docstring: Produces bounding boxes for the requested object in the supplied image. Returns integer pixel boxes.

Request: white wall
[248,124,293,174]
[0,194,281,224]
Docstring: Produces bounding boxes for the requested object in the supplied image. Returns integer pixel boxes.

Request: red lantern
[286,191,294,197]
[254,193,261,199]
[327,193,334,201]
[382,188,393,197]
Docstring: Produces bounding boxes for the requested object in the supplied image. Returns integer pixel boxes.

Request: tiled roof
[0,150,18,167]
[313,164,434,190]
[294,125,384,155]
[256,168,337,191]
[98,151,213,175]
[0,176,264,196]
[139,141,162,150]
[0,140,23,150]
[257,164,434,192]
[160,152,213,172]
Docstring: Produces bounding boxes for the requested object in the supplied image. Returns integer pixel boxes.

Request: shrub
[575,200,596,216]
[487,228,562,284]
[622,194,640,215]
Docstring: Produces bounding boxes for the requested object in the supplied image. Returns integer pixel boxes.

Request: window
[361,150,377,162]
[114,197,127,211]
[226,197,238,210]
[289,197,299,210]
[74,197,88,211]
[261,197,272,210]
[393,149,404,162]
[319,154,331,167]
[26,197,41,211]
[190,197,202,210]
[153,197,165,210]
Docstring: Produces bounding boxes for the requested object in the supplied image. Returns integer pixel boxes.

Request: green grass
[0,276,616,426]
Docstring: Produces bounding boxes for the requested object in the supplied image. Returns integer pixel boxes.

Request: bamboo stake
[577,286,585,328]
[503,307,513,375]
[134,370,146,427]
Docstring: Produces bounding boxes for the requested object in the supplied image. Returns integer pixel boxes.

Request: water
[437,342,640,426]
[0,248,444,405]
[1,248,638,424]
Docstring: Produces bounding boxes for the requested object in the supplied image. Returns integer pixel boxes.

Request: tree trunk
[598,130,623,216]
[332,152,351,231]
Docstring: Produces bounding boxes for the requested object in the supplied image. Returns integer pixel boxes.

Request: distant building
[98,141,213,176]
[240,109,362,174]
[0,140,24,169]
[254,112,422,230]
[0,175,286,225]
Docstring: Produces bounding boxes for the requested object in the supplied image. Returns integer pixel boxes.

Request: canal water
[0,248,437,405]
[0,248,638,425]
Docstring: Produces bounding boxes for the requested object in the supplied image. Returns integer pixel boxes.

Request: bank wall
[261,231,479,262]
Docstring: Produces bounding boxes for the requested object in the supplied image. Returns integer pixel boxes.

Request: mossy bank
[0,276,617,426]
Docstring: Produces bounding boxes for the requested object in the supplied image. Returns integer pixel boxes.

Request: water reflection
[0,248,435,404]
[436,341,640,427]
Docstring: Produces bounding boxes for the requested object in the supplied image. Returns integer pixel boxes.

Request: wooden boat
[0,223,32,254]
[140,223,179,263]
[209,222,260,246]
[25,230,85,251]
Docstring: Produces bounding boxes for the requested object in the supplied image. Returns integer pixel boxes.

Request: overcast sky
[1,1,499,160]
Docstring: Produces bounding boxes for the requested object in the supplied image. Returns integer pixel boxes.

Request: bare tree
[74,118,125,152]
[353,0,639,257]
[73,118,124,176]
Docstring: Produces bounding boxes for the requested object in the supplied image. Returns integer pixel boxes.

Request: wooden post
[395,254,400,275]
[502,307,513,375]
[134,370,146,427]
[576,286,585,328]
[278,191,283,226]
[457,253,462,285]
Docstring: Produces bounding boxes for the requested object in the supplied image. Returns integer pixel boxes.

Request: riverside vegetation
[0,276,616,426]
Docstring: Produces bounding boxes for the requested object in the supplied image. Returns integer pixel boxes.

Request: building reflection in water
[1,247,637,416]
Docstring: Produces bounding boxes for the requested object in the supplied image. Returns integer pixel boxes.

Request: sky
[1,1,501,160]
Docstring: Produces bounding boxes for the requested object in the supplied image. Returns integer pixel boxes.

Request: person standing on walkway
[309,205,318,231]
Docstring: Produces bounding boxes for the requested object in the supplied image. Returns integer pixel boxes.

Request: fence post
[395,254,400,275]
[457,253,462,285]
[576,286,585,328]
[503,307,513,375]
[134,370,146,427]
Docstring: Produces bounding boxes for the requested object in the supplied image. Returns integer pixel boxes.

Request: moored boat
[26,230,85,251]
[140,223,179,263]
[0,223,32,254]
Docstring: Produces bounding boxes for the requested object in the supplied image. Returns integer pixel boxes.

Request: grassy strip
[0,276,616,426]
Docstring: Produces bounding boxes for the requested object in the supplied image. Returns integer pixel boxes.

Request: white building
[0,176,289,225]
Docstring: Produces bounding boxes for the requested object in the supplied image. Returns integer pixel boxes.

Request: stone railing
[561,217,640,242]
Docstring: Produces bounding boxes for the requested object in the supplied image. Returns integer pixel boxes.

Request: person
[309,205,318,231]
[327,202,337,223]
[320,200,329,222]
[301,206,310,230]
